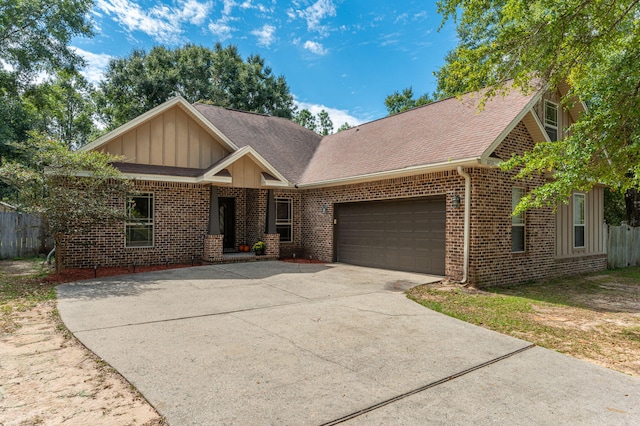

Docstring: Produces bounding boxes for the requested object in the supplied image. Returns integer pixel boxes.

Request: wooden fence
[0,212,51,259]
[606,224,640,269]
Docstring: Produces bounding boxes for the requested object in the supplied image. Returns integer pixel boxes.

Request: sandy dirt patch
[0,300,164,426]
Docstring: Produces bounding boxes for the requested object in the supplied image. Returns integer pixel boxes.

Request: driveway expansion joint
[319,343,537,426]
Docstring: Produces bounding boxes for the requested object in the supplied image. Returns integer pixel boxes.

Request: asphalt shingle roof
[193,104,323,183]
[299,87,538,184]
[109,84,540,186]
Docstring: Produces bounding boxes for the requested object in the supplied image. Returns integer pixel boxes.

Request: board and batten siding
[532,89,574,141]
[101,105,229,169]
[227,156,266,189]
[555,187,605,257]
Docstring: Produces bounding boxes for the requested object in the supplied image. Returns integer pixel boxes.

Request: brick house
[71,82,606,287]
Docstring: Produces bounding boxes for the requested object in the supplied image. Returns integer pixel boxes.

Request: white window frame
[573,193,586,249]
[275,198,293,243]
[544,99,559,141]
[511,187,526,253]
[125,193,154,248]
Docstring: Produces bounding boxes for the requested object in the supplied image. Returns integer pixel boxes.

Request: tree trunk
[625,188,640,227]
[54,234,65,274]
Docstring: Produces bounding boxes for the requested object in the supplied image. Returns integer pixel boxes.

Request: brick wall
[64,181,209,268]
[297,171,466,279]
[64,123,605,285]
[245,188,266,247]
[218,187,246,249]
[273,190,302,258]
[294,121,605,287]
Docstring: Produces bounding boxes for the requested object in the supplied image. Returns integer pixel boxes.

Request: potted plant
[252,240,266,256]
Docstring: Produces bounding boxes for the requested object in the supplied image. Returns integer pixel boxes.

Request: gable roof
[81,96,239,154]
[84,82,556,189]
[193,104,322,183]
[298,84,542,186]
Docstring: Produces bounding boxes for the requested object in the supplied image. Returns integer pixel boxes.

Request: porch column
[208,185,220,235]
[265,189,276,234]
[262,190,279,258]
[204,185,224,262]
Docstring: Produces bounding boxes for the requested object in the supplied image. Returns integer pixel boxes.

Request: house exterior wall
[63,180,210,268]
[218,186,247,249]
[555,187,605,257]
[228,156,267,189]
[292,121,605,287]
[100,105,229,168]
[296,171,466,280]
[273,190,303,258]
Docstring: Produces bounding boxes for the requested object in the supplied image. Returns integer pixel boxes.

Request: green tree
[293,108,317,132]
[0,0,93,77]
[293,108,335,135]
[337,122,353,132]
[96,44,295,129]
[437,0,640,215]
[317,109,333,136]
[0,132,131,271]
[384,87,434,115]
[0,0,94,164]
[25,70,97,149]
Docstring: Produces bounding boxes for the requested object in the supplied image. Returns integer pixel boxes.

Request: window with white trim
[126,193,154,247]
[512,187,526,253]
[574,193,585,248]
[544,100,558,141]
[275,198,293,242]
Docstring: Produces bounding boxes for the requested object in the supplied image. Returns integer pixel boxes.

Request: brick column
[262,233,280,259]
[203,234,224,262]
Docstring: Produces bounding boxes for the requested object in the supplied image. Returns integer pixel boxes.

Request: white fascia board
[80,96,239,153]
[202,146,291,186]
[480,90,546,164]
[119,173,233,185]
[296,158,483,189]
[261,176,291,187]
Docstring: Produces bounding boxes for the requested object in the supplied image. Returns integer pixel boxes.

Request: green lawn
[408,268,640,377]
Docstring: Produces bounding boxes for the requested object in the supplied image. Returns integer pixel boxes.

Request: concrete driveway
[57,261,640,425]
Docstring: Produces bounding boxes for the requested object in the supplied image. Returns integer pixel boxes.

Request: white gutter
[457,166,471,284]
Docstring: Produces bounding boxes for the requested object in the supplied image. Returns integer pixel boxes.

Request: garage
[334,196,446,275]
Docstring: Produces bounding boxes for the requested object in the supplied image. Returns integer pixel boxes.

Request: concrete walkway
[57,262,640,425]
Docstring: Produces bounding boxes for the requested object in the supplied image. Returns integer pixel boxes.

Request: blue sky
[72,0,459,127]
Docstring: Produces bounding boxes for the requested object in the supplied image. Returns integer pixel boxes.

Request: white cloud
[252,24,276,47]
[209,19,235,41]
[71,47,113,84]
[295,100,365,129]
[95,0,213,44]
[303,40,328,55]
[290,0,336,33]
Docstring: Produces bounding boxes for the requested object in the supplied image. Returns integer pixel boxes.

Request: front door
[218,197,236,250]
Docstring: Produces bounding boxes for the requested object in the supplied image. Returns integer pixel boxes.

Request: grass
[408,268,640,376]
[0,257,56,333]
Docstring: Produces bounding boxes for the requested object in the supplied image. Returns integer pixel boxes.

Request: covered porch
[201,185,284,264]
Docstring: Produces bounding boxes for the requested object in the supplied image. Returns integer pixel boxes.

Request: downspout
[457,166,471,284]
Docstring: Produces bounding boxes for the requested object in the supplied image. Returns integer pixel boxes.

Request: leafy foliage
[0,133,132,269]
[384,87,434,115]
[436,0,640,212]
[96,44,295,129]
[0,0,96,196]
[292,108,335,135]
[0,0,93,78]
[293,108,317,132]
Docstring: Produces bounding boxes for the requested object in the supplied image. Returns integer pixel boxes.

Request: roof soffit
[201,146,290,186]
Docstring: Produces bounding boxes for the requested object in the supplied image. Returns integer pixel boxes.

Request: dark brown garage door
[334,197,446,275]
